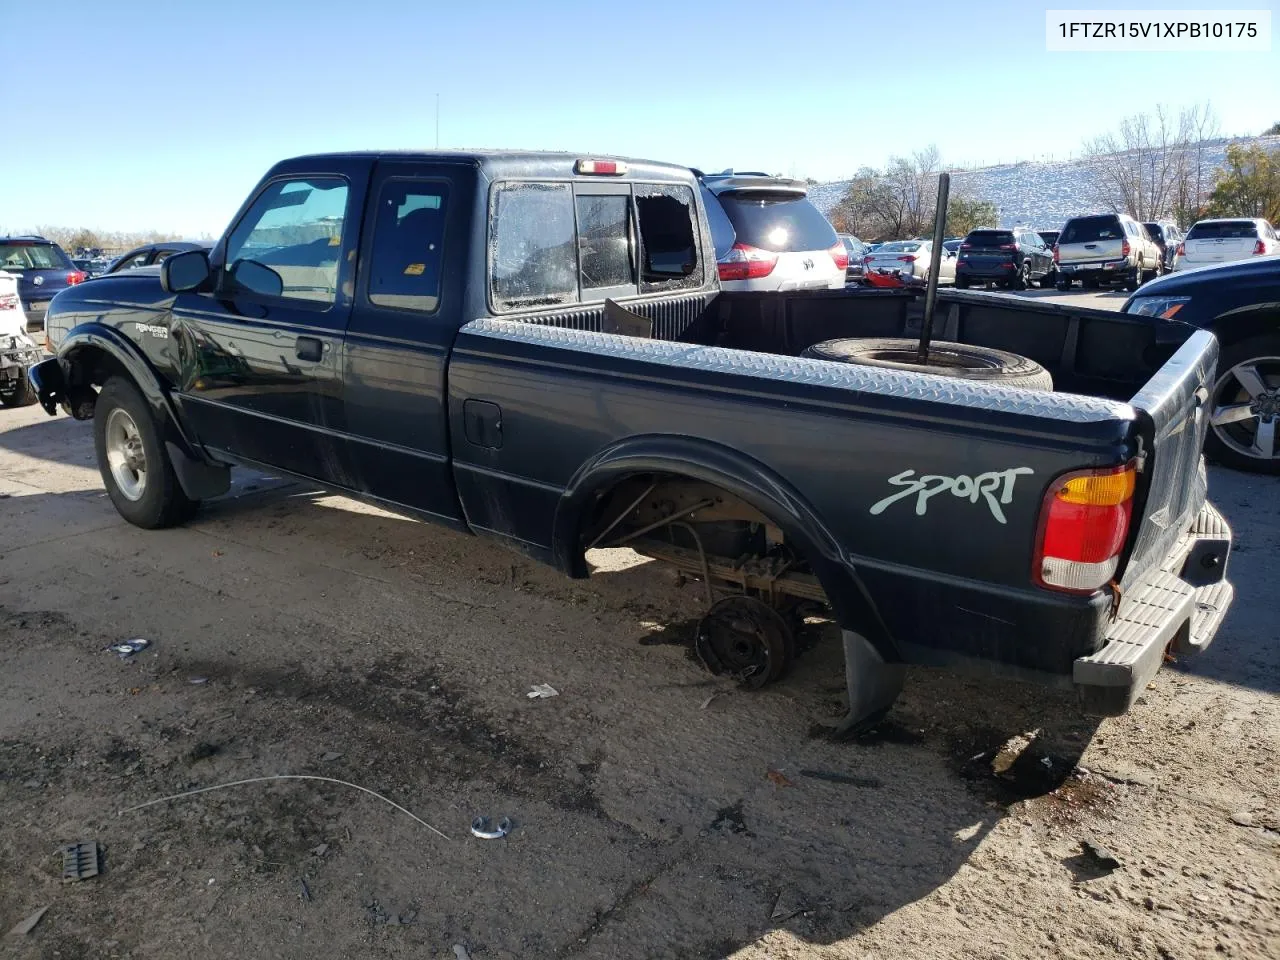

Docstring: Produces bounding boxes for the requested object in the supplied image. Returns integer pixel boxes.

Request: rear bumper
[1058,259,1130,278]
[956,262,1017,279]
[1074,500,1233,715]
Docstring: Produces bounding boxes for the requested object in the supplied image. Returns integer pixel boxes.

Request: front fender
[32,322,204,461]
[551,434,898,657]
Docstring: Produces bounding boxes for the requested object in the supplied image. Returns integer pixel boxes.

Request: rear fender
[552,435,899,659]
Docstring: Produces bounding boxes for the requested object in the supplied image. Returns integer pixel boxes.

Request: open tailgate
[1121,329,1218,586]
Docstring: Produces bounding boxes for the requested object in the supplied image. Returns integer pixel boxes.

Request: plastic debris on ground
[453,946,472,960]
[109,638,150,659]
[470,816,512,839]
[6,907,49,937]
[527,683,559,699]
[62,841,101,882]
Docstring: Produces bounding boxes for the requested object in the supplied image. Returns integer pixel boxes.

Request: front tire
[1205,335,1280,475]
[1012,261,1030,290]
[0,369,38,408]
[94,377,200,528]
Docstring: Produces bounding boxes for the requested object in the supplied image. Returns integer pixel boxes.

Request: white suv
[698,172,846,292]
[1174,218,1279,271]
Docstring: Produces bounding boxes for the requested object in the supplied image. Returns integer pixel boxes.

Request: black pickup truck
[31,151,1234,729]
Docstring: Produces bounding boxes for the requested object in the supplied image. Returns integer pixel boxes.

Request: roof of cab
[274,150,696,183]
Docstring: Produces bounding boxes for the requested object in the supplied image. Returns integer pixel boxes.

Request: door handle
[295,336,323,362]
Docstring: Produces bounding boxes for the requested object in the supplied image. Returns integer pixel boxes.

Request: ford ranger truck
[30,151,1233,730]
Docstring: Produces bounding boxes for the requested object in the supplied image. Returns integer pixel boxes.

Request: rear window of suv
[964,230,1015,247]
[1185,221,1259,240]
[713,192,836,253]
[0,242,72,270]
[1059,216,1124,244]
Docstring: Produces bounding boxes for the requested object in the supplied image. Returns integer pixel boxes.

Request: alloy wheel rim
[104,408,147,500]
[1210,356,1280,461]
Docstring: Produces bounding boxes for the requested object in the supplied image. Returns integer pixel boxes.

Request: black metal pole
[917,172,950,364]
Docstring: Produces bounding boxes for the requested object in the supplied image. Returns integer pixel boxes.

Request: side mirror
[160,249,211,293]
[228,259,284,299]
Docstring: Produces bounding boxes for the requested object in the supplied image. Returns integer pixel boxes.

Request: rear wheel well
[577,471,830,614]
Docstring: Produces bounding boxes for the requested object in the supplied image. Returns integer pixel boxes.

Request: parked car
[697,172,845,292]
[0,236,86,330]
[942,238,962,256]
[1173,218,1279,272]
[955,228,1054,290]
[1038,230,1060,248]
[0,271,42,407]
[1053,213,1163,291]
[862,239,955,285]
[105,241,212,275]
[837,234,869,283]
[1123,255,1280,473]
[32,150,1231,730]
[1141,220,1183,271]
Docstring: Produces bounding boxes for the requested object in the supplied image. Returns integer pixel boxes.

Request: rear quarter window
[715,192,836,253]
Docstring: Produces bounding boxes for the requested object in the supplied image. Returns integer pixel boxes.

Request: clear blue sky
[3,0,1276,236]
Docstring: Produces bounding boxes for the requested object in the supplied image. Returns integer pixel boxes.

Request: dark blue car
[0,236,86,330]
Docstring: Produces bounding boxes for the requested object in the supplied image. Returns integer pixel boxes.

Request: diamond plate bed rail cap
[461,319,1137,424]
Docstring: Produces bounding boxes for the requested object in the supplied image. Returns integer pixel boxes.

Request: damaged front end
[1,331,45,408]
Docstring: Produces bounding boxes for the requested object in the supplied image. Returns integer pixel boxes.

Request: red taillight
[1253,239,1267,255]
[1052,245,1060,263]
[1176,242,1185,257]
[1121,239,1130,258]
[960,243,972,250]
[897,255,916,262]
[999,243,1016,250]
[1033,463,1137,594]
[67,271,86,285]
[717,242,778,281]
[829,242,849,271]
[863,254,873,263]
[0,293,18,311]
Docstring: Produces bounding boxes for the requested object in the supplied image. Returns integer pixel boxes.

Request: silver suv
[697,172,845,292]
[1054,213,1163,291]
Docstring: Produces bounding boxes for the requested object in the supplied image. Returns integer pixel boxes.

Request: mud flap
[833,629,905,735]
[165,442,230,500]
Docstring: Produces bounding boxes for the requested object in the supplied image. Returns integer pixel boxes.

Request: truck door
[337,160,472,525]
[172,164,365,485]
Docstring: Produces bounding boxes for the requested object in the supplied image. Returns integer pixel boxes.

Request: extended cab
[31,151,1233,729]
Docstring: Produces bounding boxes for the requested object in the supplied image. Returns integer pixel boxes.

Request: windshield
[714,192,836,253]
[1059,216,1123,243]
[876,241,921,253]
[1186,220,1259,240]
[0,243,71,271]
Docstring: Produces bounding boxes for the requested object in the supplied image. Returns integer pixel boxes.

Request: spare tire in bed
[802,337,1053,392]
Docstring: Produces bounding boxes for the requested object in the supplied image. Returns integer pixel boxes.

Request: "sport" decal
[869,467,1035,525]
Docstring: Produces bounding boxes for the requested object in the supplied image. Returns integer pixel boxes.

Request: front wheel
[94,377,200,528]
[1205,335,1280,475]
[0,369,38,408]
[1012,261,1030,290]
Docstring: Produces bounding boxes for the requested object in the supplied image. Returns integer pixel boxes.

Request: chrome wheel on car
[1210,356,1280,462]
[104,407,148,501]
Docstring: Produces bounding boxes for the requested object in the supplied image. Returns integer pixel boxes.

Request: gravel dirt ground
[1,312,1277,958]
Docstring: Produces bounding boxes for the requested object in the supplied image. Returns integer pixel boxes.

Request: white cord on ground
[117,774,451,841]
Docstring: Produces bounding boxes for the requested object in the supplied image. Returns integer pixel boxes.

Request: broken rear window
[635,184,702,293]
[490,182,578,311]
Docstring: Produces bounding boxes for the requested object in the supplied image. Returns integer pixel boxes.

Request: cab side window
[223,177,349,304]
[368,180,450,313]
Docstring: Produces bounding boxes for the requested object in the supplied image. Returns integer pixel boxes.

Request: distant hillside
[808,135,1280,230]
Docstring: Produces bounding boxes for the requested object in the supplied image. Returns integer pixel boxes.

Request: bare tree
[832,146,946,240]
[1083,104,1221,224]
